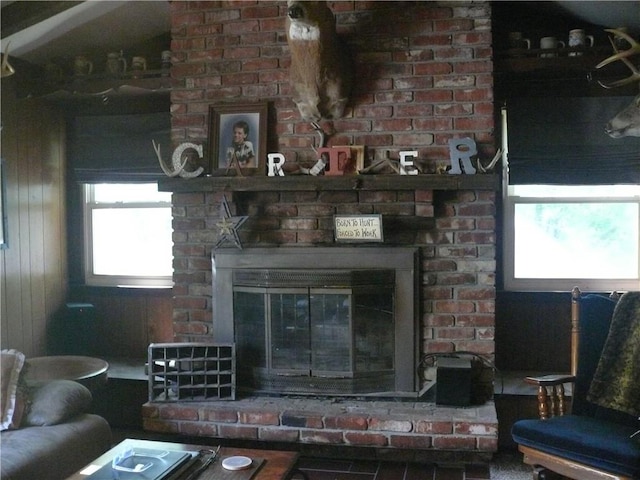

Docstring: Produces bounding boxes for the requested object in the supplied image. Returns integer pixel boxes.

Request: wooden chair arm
[524,374,576,387]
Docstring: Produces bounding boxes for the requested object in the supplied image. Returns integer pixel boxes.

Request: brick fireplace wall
[143,1,498,458]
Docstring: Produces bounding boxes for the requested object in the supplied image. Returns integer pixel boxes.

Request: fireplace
[213,247,419,397]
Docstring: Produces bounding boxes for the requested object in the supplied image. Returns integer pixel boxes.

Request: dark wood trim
[158,173,500,193]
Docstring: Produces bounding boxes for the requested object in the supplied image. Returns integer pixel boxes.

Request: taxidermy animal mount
[595,28,640,137]
[286,0,353,123]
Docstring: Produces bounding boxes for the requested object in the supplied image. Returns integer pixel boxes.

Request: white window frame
[503,183,640,292]
[83,183,173,288]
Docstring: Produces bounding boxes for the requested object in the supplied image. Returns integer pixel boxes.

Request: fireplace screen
[213,247,419,397]
[233,270,395,394]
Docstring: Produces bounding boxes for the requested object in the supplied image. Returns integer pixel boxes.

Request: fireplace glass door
[232,270,395,395]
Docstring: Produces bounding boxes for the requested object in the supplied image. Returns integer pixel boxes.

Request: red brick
[324,415,368,431]
[368,418,413,432]
[281,218,318,230]
[389,434,432,449]
[179,421,218,437]
[300,430,344,444]
[425,314,455,326]
[359,191,397,203]
[173,296,207,310]
[218,424,258,439]
[239,411,280,426]
[414,420,453,434]
[222,20,260,35]
[242,5,279,19]
[158,405,199,421]
[172,12,204,27]
[141,404,159,418]
[477,436,499,452]
[432,435,477,450]
[259,427,300,443]
[202,408,238,423]
[345,431,387,446]
[173,193,205,206]
[173,321,208,335]
[434,18,474,32]
[458,288,495,300]
[434,299,476,313]
[282,412,324,429]
[296,230,335,244]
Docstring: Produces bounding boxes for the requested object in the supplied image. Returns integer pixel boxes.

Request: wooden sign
[334,215,383,242]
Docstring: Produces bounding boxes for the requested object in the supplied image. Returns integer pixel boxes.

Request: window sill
[69,284,173,297]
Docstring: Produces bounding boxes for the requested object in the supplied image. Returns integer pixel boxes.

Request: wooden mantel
[158,173,500,193]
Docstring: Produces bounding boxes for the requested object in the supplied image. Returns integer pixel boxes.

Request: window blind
[507,96,640,185]
[68,112,171,183]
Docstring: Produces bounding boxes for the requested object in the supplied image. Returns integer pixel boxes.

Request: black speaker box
[436,356,472,406]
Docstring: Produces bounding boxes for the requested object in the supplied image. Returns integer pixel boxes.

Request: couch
[1,349,112,480]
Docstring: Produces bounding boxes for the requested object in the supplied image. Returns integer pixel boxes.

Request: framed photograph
[209,102,267,175]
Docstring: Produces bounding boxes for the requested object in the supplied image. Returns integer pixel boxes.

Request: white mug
[540,36,565,57]
[568,29,594,56]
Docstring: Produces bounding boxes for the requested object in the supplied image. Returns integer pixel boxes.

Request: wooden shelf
[43,70,171,99]
[495,46,610,74]
[158,173,500,193]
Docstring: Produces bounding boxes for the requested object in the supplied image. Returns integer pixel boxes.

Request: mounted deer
[286,0,353,129]
[595,28,640,138]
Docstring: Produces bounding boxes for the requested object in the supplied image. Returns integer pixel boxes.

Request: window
[504,184,640,291]
[83,183,173,287]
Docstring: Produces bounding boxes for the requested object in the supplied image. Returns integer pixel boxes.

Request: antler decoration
[477,148,502,173]
[595,28,640,89]
[1,41,15,78]
[153,140,205,178]
[153,139,186,177]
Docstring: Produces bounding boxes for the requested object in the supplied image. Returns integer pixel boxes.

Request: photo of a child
[226,120,255,168]
[217,112,260,170]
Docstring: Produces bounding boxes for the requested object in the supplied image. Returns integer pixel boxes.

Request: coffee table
[65,438,300,480]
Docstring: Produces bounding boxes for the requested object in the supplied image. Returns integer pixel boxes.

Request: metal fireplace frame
[212,247,420,396]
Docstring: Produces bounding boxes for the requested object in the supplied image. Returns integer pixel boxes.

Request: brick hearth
[143,397,497,463]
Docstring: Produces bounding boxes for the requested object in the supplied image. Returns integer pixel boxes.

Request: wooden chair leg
[555,384,566,415]
[537,386,549,419]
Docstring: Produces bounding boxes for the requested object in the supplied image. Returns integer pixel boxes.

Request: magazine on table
[87,447,196,480]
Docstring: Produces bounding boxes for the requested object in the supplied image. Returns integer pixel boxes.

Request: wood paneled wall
[69,288,174,359]
[1,78,68,357]
[495,291,571,372]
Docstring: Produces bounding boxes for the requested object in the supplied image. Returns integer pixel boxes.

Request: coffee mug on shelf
[131,56,147,78]
[106,51,127,75]
[568,29,594,56]
[161,50,171,75]
[508,31,531,50]
[74,55,93,76]
[540,36,565,57]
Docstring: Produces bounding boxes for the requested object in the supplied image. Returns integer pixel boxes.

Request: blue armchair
[511,287,640,480]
